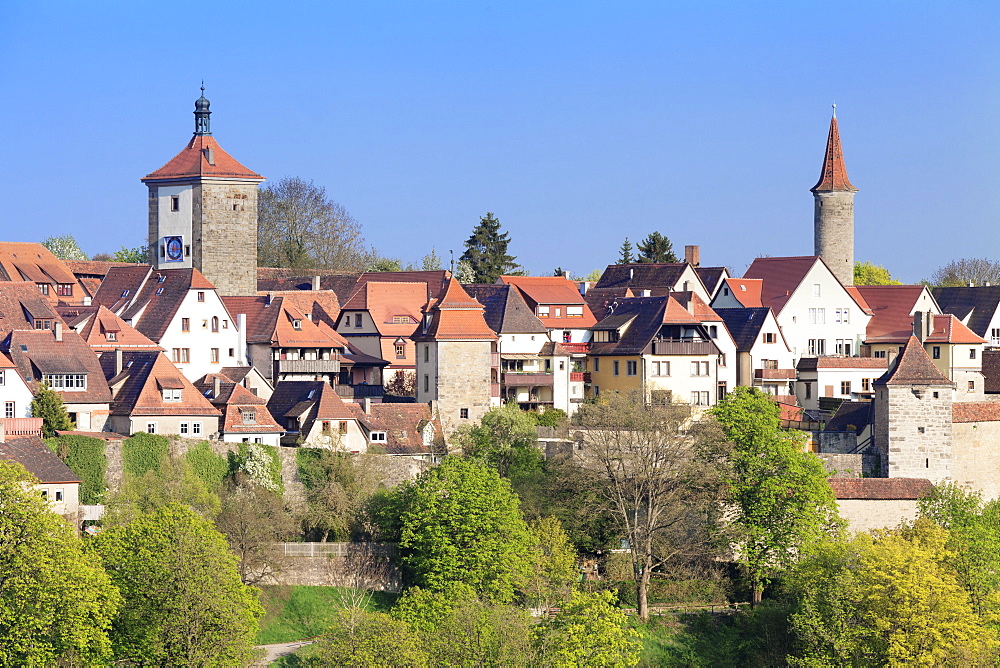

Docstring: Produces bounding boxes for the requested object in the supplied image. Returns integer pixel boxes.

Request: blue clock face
[165,236,184,262]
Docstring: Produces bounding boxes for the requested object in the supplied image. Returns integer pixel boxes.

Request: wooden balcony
[277,358,341,374]
[650,339,717,355]
[334,384,384,399]
[754,368,797,380]
[560,342,590,354]
[0,418,43,437]
[502,372,554,386]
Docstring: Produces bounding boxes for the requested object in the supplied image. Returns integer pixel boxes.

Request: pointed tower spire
[811,106,856,192]
[194,83,212,136]
[811,107,858,286]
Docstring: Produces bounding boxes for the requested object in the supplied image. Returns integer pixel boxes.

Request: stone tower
[414,278,498,435]
[141,87,264,296]
[811,106,858,287]
[874,336,955,483]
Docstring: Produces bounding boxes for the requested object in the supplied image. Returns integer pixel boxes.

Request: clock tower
[141,87,264,296]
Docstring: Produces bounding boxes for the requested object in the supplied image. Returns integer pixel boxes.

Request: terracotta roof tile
[0,242,84,306]
[73,305,161,351]
[926,314,986,344]
[811,115,857,192]
[829,477,933,500]
[415,279,496,341]
[875,336,954,387]
[357,403,442,455]
[952,402,1000,423]
[499,276,597,326]
[797,356,889,370]
[856,285,933,342]
[142,134,263,182]
[720,278,764,307]
[101,351,220,418]
[2,329,112,403]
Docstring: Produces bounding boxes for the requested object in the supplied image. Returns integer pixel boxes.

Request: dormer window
[162,389,182,402]
[44,374,86,390]
[392,315,412,324]
[57,284,73,297]
[158,275,166,283]
[292,319,302,330]
[121,290,129,298]
[106,331,117,341]
[242,409,256,424]
[156,288,164,295]
[370,431,387,442]
[37,283,50,296]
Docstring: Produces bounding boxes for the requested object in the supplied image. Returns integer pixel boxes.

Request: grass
[257,585,398,644]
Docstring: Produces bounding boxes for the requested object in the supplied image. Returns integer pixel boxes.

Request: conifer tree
[31,383,74,437]
[635,231,678,263]
[459,212,520,283]
[618,238,634,264]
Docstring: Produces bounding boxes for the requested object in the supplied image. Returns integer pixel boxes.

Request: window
[106,331,117,341]
[874,350,887,359]
[424,345,430,362]
[460,408,470,419]
[762,359,778,370]
[554,307,562,317]
[242,410,256,424]
[808,339,826,355]
[690,361,709,376]
[992,328,1000,345]
[181,318,190,332]
[392,315,412,324]
[162,389,182,402]
[836,339,852,356]
[709,325,718,339]
[197,292,205,302]
[170,196,179,211]
[537,306,550,317]
[626,360,637,376]
[146,422,157,434]
[763,332,776,343]
[171,348,181,363]
[718,353,726,367]
[841,381,851,395]
[223,319,228,329]
[192,422,202,435]
[120,289,129,298]
[717,382,728,400]
[0,370,4,385]
[813,284,821,297]
[181,348,190,363]
[355,314,363,328]
[37,283,50,296]
[395,345,405,359]
[155,287,164,295]
[969,380,976,393]
[211,348,220,363]
[291,319,301,330]
[339,421,349,434]
[228,348,235,358]
[690,391,710,406]
[212,316,219,332]
[158,274,166,283]
[652,361,670,376]
[970,348,977,359]
[567,306,583,317]
[805,382,812,399]
[807,308,826,324]
[180,422,188,434]
[842,308,849,323]
[55,489,63,502]
[43,374,87,390]
[423,375,429,392]
[56,284,73,297]
[370,431,387,442]
[932,346,941,359]
[593,358,600,372]
[862,378,871,392]
[4,402,13,419]
[613,361,620,376]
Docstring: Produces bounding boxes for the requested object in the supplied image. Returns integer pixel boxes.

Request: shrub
[45,435,107,504]
[122,433,170,478]
[228,443,283,493]
[185,441,229,490]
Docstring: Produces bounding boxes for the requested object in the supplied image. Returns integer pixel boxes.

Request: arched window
[211,316,219,332]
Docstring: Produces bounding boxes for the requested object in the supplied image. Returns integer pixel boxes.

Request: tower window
[170,196,179,212]
[460,408,469,419]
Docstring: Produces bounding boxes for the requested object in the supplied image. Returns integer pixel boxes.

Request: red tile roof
[952,402,1000,423]
[828,477,933,500]
[416,279,496,341]
[856,286,933,342]
[0,242,84,305]
[875,336,954,387]
[358,403,443,455]
[797,356,889,370]
[73,306,161,351]
[926,314,986,344]
[342,282,425,337]
[3,329,113,404]
[498,276,598,329]
[743,256,820,312]
[142,134,263,182]
[844,287,874,315]
[811,114,858,193]
[0,282,58,333]
[103,351,221,418]
[721,278,764,307]
[670,291,722,322]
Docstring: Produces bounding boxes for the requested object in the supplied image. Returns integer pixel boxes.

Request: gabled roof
[926,314,986,344]
[101,351,220,417]
[713,307,774,351]
[743,256,866,313]
[0,281,58,333]
[875,336,954,387]
[142,134,263,182]
[2,329,112,403]
[582,287,634,321]
[811,113,858,192]
[0,242,81,304]
[695,267,729,296]
[855,285,936,343]
[499,275,593,313]
[194,377,283,434]
[358,403,443,455]
[844,287,874,315]
[589,296,719,357]
[594,263,701,293]
[719,278,764,307]
[933,286,1000,338]
[415,279,496,341]
[463,285,549,335]
[670,291,721,322]
[0,436,81,484]
[342,282,425,337]
[825,400,873,435]
[72,305,161,351]
[828,478,933,500]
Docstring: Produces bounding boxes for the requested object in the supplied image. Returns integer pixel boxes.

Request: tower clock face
[165,236,184,262]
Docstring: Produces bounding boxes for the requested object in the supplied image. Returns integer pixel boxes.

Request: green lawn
[257,585,398,644]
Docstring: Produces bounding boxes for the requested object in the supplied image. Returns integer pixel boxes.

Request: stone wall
[817,453,879,478]
[265,543,402,591]
[814,430,857,454]
[813,191,855,286]
[876,385,953,483]
[952,420,1000,501]
[436,340,493,435]
[836,498,920,534]
[196,181,259,297]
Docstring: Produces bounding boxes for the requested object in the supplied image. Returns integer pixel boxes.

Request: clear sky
[1,1,997,283]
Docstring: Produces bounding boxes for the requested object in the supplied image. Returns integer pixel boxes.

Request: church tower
[141,87,264,296]
[811,106,858,286]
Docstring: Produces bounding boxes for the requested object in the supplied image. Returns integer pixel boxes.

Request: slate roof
[874,336,954,387]
[933,286,1000,338]
[952,402,1000,423]
[983,350,1000,394]
[464,284,549,335]
[811,114,858,192]
[695,267,728,296]
[856,286,936,343]
[101,351,220,418]
[828,478,933,500]
[256,271,362,303]
[142,134,263,182]
[0,436,81,484]
[582,287,633,321]
[2,329,112,403]
[589,296,720,357]
[594,263,700,292]
[825,400,873,435]
[358,403,443,455]
[714,307,774,351]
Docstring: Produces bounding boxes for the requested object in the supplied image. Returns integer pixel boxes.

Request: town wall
[836,499,920,534]
[952,420,1000,501]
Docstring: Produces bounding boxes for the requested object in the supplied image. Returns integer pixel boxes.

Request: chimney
[204,147,215,165]
[54,321,63,342]
[214,375,221,399]
[684,245,701,267]
[913,311,932,343]
[562,270,571,280]
[363,397,372,414]
[236,314,247,365]
[312,275,321,291]
[265,292,274,306]
[115,347,123,376]
[641,289,652,297]
[629,268,634,281]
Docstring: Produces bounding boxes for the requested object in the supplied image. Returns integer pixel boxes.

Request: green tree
[366,256,403,272]
[710,387,841,604]
[215,479,297,585]
[113,245,148,263]
[853,260,901,285]
[0,461,121,665]
[928,257,1000,288]
[635,231,678,263]
[578,268,603,282]
[312,607,428,667]
[619,237,634,264]
[296,449,389,541]
[41,234,88,261]
[534,590,641,667]
[788,519,998,665]
[107,453,222,525]
[393,457,534,603]
[30,382,74,437]
[421,247,442,271]
[92,503,263,666]
[524,516,579,612]
[257,176,374,271]
[454,258,476,283]
[454,403,543,479]
[459,212,521,283]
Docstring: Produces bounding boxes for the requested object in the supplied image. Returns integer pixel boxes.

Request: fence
[278,542,397,558]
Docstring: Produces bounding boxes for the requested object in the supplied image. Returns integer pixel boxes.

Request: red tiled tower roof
[875,336,954,387]
[142,134,262,182]
[811,111,857,193]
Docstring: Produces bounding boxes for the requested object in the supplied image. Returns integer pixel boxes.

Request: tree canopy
[41,234,88,261]
[618,237,634,264]
[31,382,74,437]
[459,212,521,283]
[92,503,263,666]
[927,258,1000,288]
[113,245,148,263]
[0,461,121,666]
[635,231,678,263]
[853,260,901,285]
[257,176,373,271]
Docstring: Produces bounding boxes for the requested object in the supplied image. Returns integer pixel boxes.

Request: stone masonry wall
[195,181,259,297]
[884,385,953,483]
[813,191,855,286]
[436,340,493,435]
[837,499,920,534]
[952,421,1000,501]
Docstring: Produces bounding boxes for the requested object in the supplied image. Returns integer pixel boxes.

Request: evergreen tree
[459,212,520,283]
[618,238,634,264]
[635,231,678,263]
[31,382,74,437]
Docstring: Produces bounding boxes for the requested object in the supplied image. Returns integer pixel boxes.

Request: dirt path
[254,640,314,665]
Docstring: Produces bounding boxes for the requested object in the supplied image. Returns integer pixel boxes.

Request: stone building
[811,106,858,287]
[141,87,264,297]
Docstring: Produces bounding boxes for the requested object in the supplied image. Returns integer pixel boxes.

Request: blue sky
[1,1,997,282]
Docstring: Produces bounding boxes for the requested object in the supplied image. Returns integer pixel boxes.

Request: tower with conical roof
[141,87,264,296]
[811,106,858,287]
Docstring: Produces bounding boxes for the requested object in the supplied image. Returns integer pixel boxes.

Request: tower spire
[194,83,212,136]
[810,107,856,192]
[811,107,858,286]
